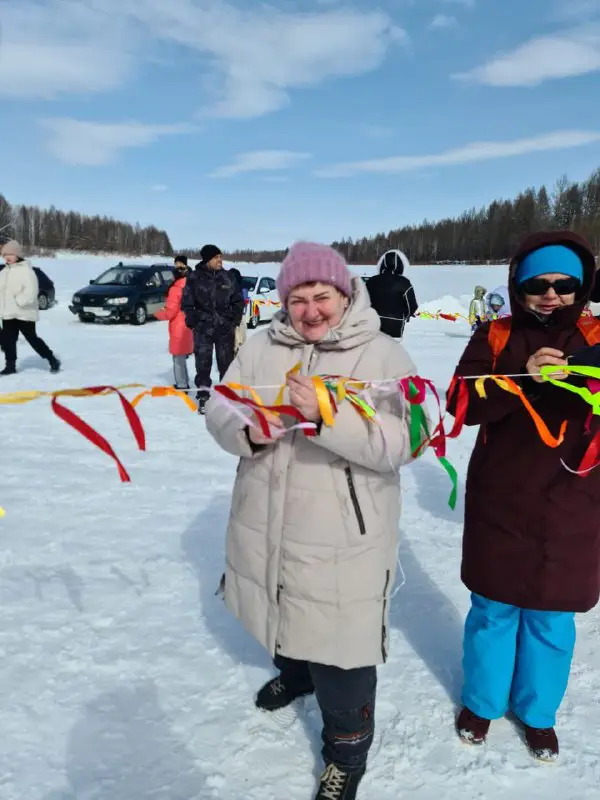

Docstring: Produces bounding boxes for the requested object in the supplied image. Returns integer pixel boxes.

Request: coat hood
[508,230,596,328]
[487,285,510,314]
[377,249,410,276]
[473,285,486,299]
[268,276,380,351]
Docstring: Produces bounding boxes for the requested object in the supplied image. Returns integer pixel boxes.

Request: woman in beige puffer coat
[0,240,60,375]
[205,242,428,800]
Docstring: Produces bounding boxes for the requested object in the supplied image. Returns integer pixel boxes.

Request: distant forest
[3,166,600,265]
[221,168,600,265]
[0,192,173,256]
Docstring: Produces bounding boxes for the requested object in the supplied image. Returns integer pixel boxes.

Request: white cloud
[454,26,600,85]
[151,184,168,191]
[209,150,311,178]
[552,0,600,21]
[430,14,458,28]
[314,130,600,177]
[39,119,194,165]
[442,0,474,6]
[2,0,406,118]
[0,2,133,98]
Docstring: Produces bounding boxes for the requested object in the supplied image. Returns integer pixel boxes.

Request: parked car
[242,275,280,328]
[34,267,56,310]
[69,263,174,325]
[0,263,56,310]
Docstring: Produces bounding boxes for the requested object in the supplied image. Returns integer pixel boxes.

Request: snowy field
[1,254,599,800]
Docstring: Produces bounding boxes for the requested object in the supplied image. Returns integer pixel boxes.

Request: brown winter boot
[524,725,559,762]
[456,707,491,745]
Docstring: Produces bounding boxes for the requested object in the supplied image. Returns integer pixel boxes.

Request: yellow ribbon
[130,386,198,411]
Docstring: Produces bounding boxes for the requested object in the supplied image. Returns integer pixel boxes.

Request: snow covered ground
[1,255,599,800]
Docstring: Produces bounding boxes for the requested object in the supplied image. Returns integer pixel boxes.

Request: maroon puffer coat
[447,231,600,612]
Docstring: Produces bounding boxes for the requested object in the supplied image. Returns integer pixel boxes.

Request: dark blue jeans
[274,654,377,772]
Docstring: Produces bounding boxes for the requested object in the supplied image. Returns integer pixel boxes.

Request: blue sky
[2,0,600,251]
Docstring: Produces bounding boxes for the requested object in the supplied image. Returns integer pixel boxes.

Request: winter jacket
[205,278,426,669]
[468,287,487,326]
[0,258,39,322]
[155,276,193,356]
[367,251,418,337]
[447,230,600,613]
[486,285,510,319]
[181,263,244,334]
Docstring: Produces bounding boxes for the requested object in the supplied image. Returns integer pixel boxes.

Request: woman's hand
[526,347,569,384]
[287,374,321,422]
[247,409,286,445]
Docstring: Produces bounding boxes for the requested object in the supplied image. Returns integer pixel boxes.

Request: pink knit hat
[0,240,21,258]
[277,242,353,307]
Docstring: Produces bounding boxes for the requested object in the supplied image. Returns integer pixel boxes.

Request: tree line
[0,192,173,257]
[222,167,600,265]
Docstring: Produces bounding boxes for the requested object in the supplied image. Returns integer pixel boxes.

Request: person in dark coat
[181,245,244,413]
[365,249,418,337]
[446,230,600,762]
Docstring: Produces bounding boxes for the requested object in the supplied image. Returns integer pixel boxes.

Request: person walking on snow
[155,255,193,390]
[468,285,487,330]
[366,249,418,338]
[181,244,244,414]
[205,242,429,800]
[0,240,60,375]
[447,231,600,762]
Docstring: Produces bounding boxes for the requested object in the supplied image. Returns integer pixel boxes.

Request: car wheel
[132,304,147,325]
[38,292,49,311]
[249,307,260,329]
[78,314,91,323]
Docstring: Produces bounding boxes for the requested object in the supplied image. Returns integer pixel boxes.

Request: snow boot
[48,356,61,374]
[524,725,559,762]
[196,392,208,415]
[314,763,365,800]
[456,707,491,745]
[255,674,314,712]
[0,361,16,376]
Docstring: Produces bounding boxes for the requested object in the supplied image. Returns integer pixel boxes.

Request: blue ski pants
[462,593,576,729]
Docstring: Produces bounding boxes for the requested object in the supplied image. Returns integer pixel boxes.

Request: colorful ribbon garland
[4,360,600,517]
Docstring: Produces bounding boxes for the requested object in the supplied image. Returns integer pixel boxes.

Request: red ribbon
[51,386,145,482]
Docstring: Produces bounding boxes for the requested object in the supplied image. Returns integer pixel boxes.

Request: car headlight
[105,297,129,305]
[73,294,81,303]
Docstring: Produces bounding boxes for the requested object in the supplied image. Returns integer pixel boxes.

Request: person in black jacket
[181,244,244,413]
[366,249,418,338]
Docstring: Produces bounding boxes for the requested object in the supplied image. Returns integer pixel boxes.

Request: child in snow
[205,242,429,800]
[155,255,193,390]
[485,285,510,320]
[468,286,487,330]
[447,231,600,762]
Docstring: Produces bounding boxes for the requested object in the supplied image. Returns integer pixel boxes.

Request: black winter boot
[255,674,314,712]
[48,356,61,373]
[0,361,16,376]
[314,763,365,800]
[196,391,209,415]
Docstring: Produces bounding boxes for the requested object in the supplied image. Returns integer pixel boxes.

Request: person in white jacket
[205,241,429,800]
[0,240,60,375]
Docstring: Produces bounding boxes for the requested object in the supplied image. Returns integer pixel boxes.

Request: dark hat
[174,254,188,266]
[201,244,222,263]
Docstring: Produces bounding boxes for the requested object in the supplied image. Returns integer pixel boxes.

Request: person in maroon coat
[447,230,600,762]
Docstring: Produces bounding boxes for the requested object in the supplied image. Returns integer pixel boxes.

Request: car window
[258,278,270,293]
[95,267,146,286]
[242,276,257,292]
[145,272,162,288]
[267,278,277,291]
[161,270,174,285]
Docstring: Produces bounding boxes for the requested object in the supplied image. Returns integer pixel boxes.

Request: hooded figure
[447,230,600,762]
[468,285,487,328]
[485,285,510,319]
[366,249,418,338]
[205,241,428,800]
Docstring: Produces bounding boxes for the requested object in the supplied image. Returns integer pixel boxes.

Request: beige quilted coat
[205,278,426,669]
